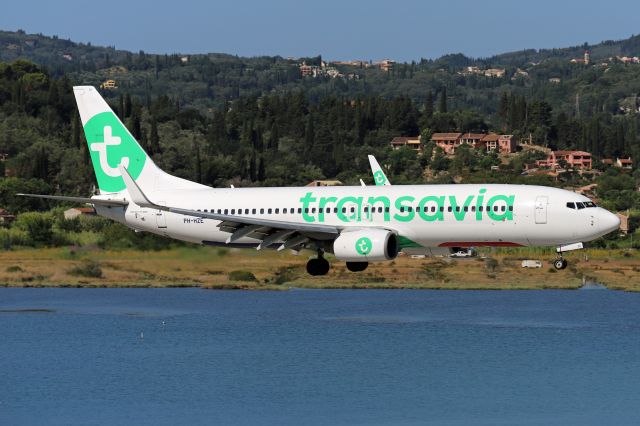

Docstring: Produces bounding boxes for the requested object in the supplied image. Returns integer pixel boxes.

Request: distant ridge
[2,28,640,69]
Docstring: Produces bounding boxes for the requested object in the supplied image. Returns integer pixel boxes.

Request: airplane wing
[17,193,128,207]
[119,165,340,251]
[368,155,391,185]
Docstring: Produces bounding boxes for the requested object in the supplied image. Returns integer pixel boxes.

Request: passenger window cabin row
[195,205,514,215]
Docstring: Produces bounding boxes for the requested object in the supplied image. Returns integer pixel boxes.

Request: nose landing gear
[553,258,568,270]
[553,243,584,270]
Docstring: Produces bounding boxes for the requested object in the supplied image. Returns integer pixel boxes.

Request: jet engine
[333,229,399,262]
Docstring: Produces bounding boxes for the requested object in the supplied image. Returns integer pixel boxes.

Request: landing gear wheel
[346,261,369,272]
[306,257,330,276]
[554,258,568,270]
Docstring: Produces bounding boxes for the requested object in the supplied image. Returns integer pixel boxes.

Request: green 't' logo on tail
[355,237,372,255]
[83,112,147,192]
[373,170,387,185]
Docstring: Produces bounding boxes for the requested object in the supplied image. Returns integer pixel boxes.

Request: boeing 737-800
[20,87,620,275]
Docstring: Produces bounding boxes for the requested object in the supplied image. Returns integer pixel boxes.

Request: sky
[2,0,640,61]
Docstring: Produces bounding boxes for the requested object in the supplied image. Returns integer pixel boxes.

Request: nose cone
[599,210,621,235]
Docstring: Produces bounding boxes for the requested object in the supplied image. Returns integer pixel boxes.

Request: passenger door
[534,196,548,224]
[156,201,167,228]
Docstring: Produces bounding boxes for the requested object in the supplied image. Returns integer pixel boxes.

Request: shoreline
[0,247,637,292]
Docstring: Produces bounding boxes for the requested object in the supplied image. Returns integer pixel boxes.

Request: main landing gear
[346,262,368,272]
[305,254,370,275]
[307,251,330,276]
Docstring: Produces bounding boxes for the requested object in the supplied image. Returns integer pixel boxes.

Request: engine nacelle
[333,229,399,262]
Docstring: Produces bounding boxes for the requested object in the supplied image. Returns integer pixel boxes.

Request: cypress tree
[149,116,160,155]
[438,87,447,113]
[249,152,257,182]
[258,156,266,181]
[424,91,434,120]
[118,94,125,119]
[124,94,132,118]
[72,111,81,148]
[194,141,202,184]
[305,115,315,152]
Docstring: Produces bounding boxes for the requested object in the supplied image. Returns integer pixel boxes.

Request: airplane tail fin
[73,86,204,195]
[368,155,391,186]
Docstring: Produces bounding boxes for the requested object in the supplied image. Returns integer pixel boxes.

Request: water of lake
[1,288,640,425]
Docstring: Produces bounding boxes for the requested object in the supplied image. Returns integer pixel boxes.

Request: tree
[124,93,132,118]
[423,91,434,120]
[149,116,160,155]
[0,178,51,213]
[128,107,142,140]
[430,147,450,172]
[71,111,81,148]
[13,211,54,246]
[439,87,448,113]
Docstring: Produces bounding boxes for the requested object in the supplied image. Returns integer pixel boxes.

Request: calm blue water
[1,288,640,425]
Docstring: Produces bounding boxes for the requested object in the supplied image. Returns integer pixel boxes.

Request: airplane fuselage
[96,183,619,253]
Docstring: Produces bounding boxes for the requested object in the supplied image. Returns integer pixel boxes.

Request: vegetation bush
[13,211,54,246]
[484,258,499,272]
[228,270,257,282]
[68,260,103,278]
[272,265,300,285]
[0,228,30,248]
[421,264,447,281]
[97,223,177,250]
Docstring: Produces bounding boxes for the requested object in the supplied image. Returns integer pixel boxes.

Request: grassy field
[0,246,639,291]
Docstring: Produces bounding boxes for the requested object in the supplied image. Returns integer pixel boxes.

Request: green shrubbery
[68,260,103,278]
[0,208,180,250]
[228,270,257,282]
[484,258,499,272]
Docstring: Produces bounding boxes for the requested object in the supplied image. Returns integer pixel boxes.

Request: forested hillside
[0,29,639,218]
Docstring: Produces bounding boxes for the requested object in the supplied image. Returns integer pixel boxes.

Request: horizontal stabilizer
[118,165,156,209]
[17,193,128,207]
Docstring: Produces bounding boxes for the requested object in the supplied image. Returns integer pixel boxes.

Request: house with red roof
[390,136,422,152]
[536,151,593,170]
[430,133,462,154]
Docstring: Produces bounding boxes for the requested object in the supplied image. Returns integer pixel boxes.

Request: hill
[0,29,638,228]
[486,34,640,66]
[2,29,640,114]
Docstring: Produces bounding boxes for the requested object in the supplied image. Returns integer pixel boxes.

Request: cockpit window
[584,202,596,208]
[566,202,575,209]
[576,202,585,209]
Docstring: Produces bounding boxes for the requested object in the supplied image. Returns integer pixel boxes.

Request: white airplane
[20,87,620,275]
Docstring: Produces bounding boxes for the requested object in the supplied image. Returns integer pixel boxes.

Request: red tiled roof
[391,136,420,144]
[70,207,96,214]
[553,150,591,156]
[461,133,486,139]
[431,133,462,141]
[482,133,499,142]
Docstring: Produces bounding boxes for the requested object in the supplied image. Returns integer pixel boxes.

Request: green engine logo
[355,237,373,255]
[373,170,387,185]
[83,112,147,192]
